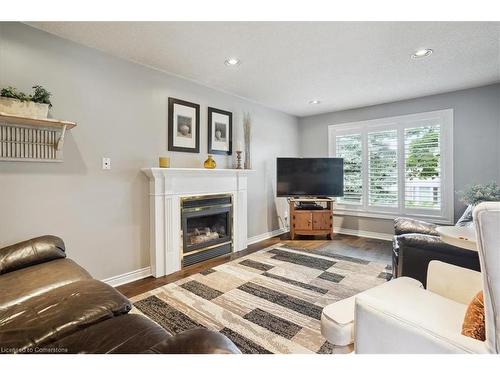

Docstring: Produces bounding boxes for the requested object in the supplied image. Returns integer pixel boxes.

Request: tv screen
[276,158,344,197]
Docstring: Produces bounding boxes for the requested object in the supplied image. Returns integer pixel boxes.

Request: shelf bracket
[56,124,67,151]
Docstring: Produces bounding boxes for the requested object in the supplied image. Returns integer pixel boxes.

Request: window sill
[333,208,454,225]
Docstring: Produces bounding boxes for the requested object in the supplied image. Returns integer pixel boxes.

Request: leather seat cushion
[321,277,423,346]
[0,280,131,352]
[43,314,170,354]
[0,258,92,310]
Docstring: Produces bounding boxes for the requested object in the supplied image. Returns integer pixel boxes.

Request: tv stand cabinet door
[313,212,332,230]
[293,212,312,230]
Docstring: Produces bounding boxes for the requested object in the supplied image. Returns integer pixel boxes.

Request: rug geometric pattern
[131,243,391,354]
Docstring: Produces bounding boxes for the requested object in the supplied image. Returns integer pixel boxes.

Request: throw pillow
[462,291,486,341]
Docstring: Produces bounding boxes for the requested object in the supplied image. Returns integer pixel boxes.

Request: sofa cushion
[394,217,439,236]
[0,280,131,352]
[0,235,66,275]
[0,258,91,310]
[42,313,170,354]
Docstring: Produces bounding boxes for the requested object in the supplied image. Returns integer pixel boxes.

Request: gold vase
[204,155,216,169]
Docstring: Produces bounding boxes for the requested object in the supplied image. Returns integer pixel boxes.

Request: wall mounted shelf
[0,112,77,162]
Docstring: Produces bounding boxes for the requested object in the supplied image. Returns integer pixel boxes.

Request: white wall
[0,22,300,279]
[299,84,500,235]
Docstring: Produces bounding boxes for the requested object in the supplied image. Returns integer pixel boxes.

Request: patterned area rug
[131,243,392,354]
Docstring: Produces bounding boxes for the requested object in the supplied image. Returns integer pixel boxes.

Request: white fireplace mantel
[141,168,254,277]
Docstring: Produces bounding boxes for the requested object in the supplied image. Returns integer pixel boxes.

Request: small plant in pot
[456,182,500,226]
[0,85,52,119]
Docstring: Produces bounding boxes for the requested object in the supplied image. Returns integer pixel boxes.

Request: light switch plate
[102,157,111,170]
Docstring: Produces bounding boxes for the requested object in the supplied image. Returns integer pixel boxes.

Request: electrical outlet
[102,157,111,170]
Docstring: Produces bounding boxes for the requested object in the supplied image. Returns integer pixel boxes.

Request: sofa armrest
[396,233,476,256]
[354,289,488,354]
[394,233,480,287]
[143,328,241,354]
[0,235,66,275]
[394,217,439,236]
[427,260,482,305]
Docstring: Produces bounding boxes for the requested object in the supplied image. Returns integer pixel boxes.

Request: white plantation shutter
[329,109,453,223]
[404,125,441,210]
[368,130,398,207]
[335,134,362,204]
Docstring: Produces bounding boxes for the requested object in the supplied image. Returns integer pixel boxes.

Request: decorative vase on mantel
[243,112,251,169]
[204,155,216,169]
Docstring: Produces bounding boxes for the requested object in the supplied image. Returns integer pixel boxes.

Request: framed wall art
[168,97,200,153]
[208,107,232,155]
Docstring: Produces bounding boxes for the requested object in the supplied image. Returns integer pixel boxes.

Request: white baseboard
[103,227,390,287]
[247,227,289,246]
[102,229,288,287]
[102,266,152,287]
[334,227,393,241]
[247,226,392,243]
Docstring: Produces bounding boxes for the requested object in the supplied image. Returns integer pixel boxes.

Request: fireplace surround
[141,168,253,277]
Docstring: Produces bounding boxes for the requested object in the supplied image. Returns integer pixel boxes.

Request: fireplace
[181,194,233,267]
[142,167,252,277]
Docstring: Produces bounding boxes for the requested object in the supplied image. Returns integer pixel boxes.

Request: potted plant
[0,85,52,119]
[456,182,500,226]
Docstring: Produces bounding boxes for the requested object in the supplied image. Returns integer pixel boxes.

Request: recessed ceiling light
[309,100,321,104]
[224,57,240,66]
[411,49,433,59]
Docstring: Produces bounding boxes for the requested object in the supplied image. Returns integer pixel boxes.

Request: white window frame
[328,109,454,224]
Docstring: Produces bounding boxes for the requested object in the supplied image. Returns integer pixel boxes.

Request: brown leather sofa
[0,235,240,354]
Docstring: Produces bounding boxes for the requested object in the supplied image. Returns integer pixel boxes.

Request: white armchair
[354,202,500,354]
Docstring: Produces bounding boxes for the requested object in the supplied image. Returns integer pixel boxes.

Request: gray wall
[299,84,500,235]
[0,23,299,280]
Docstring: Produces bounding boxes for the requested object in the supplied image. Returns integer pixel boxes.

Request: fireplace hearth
[181,194,233,267]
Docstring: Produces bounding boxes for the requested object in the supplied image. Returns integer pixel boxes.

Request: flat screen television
[276,157,344,197]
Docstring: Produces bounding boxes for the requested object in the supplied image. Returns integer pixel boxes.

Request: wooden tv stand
[288,198,334,240]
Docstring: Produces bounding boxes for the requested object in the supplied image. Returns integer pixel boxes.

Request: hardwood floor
[117,232,392,298]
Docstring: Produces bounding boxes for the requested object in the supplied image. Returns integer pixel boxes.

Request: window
[329,109,453,223]
[368,129,398,207]
[404,125,441,210]
[335,134,363,205]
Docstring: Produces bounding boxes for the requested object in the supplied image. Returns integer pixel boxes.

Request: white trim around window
[328,109,454,224]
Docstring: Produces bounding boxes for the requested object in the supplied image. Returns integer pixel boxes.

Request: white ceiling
[27,22,500,117]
